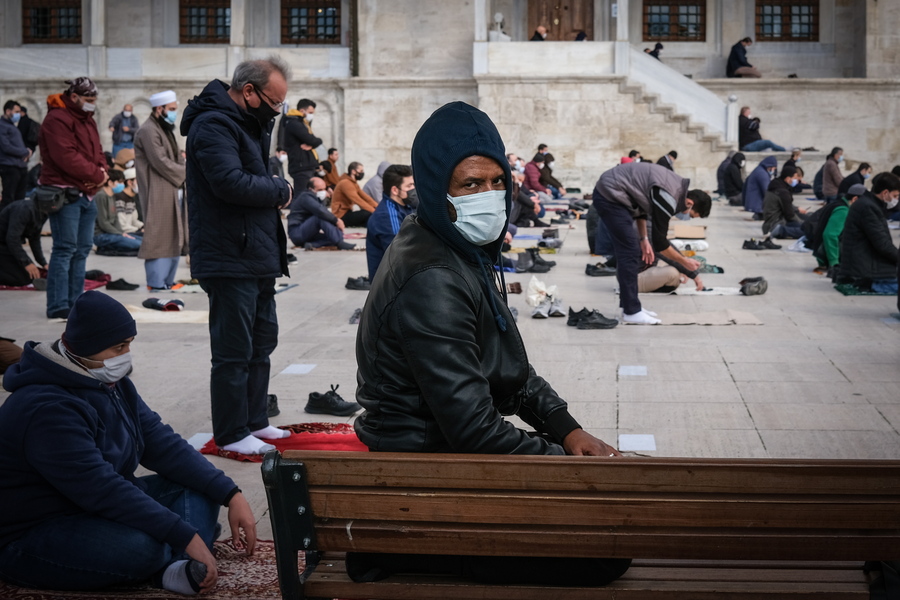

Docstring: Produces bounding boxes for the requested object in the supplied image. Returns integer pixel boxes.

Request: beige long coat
[134,116,187,259]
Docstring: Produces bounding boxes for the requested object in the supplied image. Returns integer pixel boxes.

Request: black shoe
[84,269,106,281]
[542,228,559,239]
[527,247,556,267]
[742,239,763,250]
[267,394,280,418]
[751,212,763,221]
[305,384,361,416]
[107,278,140,291]
[760,238,782,250]
[586,263,616,277]
[286,253,298,263]
[740,279,768,296]
[515,251,551,274]
[567,307,590,327]
[345,276,371,291]
[337,241,357,250]
[577,310,619,330]
[550,218,568,225]
[47,308,70,319]
[739,276,764,285]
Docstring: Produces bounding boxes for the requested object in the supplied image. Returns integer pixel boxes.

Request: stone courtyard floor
[2,197,899,538]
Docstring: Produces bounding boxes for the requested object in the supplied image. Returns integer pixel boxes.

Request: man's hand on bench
[563,429,622,457]
[227,492,258,556]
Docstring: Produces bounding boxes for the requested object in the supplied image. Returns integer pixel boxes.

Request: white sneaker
[622,309,662,325]
[621,308,658,318]
[531,299,551,319]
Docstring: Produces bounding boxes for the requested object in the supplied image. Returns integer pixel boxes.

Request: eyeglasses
[253,85,285,112]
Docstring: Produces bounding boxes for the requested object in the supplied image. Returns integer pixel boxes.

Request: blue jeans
[288,217,343,248]
[546,185,563,200]
[112,142,134,159]
[0,475,220,591]
[741,139,786,152]
[145,257,180,289]
[47,194,97,317]
[770,221,804,239]
[872,279,899,295]
[94,232,142,252]
[198,277,278,446]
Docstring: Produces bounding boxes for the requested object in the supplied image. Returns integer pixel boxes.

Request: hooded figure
[724,152,745,201]
[362,160,392,200]
[350,101,629,587]
[743,155,777,214]
[715,150,736,194]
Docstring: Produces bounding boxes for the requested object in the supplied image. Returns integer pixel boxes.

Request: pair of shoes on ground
[346,276,371,291]
[586,263,616,277]
[47,307,70,319]
[743,238,781,250]
[107,278,139,290]
[740,276,768,296]
[305,384,361,416]
[142,298,185,311]
[532,297,566,319]
[621,308,661,325]
[305,241,356,251]
[538,238,562,249]
[567,307,618,329]
[516,248,555,274]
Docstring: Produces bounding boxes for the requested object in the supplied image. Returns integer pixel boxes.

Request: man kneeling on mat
[0,291,256,595]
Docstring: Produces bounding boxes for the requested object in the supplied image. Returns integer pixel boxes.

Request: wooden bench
[261,450,900,599]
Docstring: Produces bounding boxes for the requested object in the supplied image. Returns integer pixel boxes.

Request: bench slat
[314,521,900,560]
[286,451,900,495]
[308,488,900,529]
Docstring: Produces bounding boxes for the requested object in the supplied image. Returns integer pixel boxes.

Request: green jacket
[822,199,850,267]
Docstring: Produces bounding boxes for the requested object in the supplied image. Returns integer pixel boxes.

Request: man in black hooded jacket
[181,57,293,456]
[350,101,629,587]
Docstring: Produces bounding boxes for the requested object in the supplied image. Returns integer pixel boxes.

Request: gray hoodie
[362,160,392,200]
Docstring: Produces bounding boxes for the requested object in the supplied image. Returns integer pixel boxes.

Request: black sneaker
[586,263,617,277]
[47,308,70,319]
[577,310,619,330]
[267,394,280,417]
[550,218,568,225]
[760,238,782,250]
[286,253,298,263]
[337,241,357,250]
[742,239,763,250]
[107,278,140,291]
[305,384,361,416]
[345,276,371,291]
[567,307,590,327]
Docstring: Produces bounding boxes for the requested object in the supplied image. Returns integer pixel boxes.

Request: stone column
[474,0,489,42]
[616,0,629,42]
[228,0,247,80]
[88,0,107,77]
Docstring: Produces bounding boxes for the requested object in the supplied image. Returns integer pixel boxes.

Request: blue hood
[758,156,778,170]
[411,101,512,264]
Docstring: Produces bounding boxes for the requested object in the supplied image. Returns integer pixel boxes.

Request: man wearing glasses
[181,57,295,456]
[37,77,109,319]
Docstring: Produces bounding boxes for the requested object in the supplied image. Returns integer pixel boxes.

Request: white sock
[642,308,658,317]
[161,559,205,595]
[221,434,276,455]
[622,310,661,325]
[250,425,291,440]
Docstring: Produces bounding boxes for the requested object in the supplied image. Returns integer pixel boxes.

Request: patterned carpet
[0,540,297,599]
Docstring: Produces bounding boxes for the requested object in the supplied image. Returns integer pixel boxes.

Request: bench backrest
[263,451,900,562]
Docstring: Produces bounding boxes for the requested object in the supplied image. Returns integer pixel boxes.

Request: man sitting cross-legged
[287,176,354,250]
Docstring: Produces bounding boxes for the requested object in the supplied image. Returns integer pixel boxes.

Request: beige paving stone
[619,402,755,430]
[630,361,733,382]
[736,381,871,405]
[874,405,900,432]
[747,403,895,432]
[727,361,849,383]
[618,380,744,404]
[564,402,618,430]
[617,428,768,458]
[718,344,827,364]
[852,382,900,404]
[832,363,900,383]
[759,430,900,459]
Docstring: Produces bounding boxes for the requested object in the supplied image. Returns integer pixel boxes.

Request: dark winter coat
[743,155,777,214]
[181,80,292,280]
[738,114,762,150]
[839,192,898,281]
[0,341,238,552]
[0,197,46,266]
[282,111,322,177]
[287,189,337,231]
[762,177,800,235]
[715,151,735,194]
[837,170,866,196]
[727,42,752,77]
[355,101,580,455]
[0,116,29,168]
[724,152,745,198]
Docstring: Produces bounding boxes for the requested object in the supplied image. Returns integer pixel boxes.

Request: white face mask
[278,153,288,163]
[447,190,507,246]
[82,102,96,113]
[132,183,139,193]
[795,157,801,163]
[123,111,132,118]
[305,113,314,122]
[888,196,899,210]
[635,157,641,163]
[740,161,746,168]
[316,189,328,201]
[88,352,133,383]
[548,161,555,169]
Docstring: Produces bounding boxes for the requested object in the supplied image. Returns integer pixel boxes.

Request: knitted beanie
[63,291,136,357]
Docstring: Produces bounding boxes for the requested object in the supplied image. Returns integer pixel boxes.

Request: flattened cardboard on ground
[125,305,209,324]
[668,223,707,239]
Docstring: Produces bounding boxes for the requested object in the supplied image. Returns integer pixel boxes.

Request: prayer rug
[200,422,367,462]
[835,283,896,296]
[0,539,291,599]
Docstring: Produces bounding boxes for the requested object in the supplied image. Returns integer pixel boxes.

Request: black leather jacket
[354,216,581,454]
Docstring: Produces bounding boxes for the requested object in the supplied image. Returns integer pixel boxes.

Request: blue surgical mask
[112,183,125,194]
[165,110,177,124]
[11,112,21,124]
[838,155,844,163]
[446,190,507,246]
[863,172,871,179]
[791,178,799,187]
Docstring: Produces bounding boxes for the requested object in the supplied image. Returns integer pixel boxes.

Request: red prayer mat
[0,539,295,599]
[200,422,368,462]
[0,276,109,292]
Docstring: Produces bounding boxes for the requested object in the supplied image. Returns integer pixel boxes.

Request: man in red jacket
[38,77,108,319]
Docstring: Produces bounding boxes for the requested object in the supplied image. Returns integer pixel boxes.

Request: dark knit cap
[63,291,136,357]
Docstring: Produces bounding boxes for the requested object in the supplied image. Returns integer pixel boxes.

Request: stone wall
[866,0,900,79]
[700,79,900,170]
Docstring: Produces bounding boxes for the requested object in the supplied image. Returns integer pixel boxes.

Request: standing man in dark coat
[16,106,40,154]
[108,104,139,158]
[727,37,761,78]
[181,57,294,455]
[0,100,31,212]
[282,98,321,194]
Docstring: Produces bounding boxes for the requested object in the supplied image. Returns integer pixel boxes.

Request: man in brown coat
[134,90,187,291]
[331,162,377,227]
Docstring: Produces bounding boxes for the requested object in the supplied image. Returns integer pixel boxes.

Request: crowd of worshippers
[715,144,900,295]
